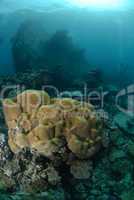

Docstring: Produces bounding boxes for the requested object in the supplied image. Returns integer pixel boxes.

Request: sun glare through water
[68,0,125,9]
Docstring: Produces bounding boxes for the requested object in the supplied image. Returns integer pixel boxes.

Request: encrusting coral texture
[2,90,103,185]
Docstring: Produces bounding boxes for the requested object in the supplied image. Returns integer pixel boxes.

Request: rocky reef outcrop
[12,19,89,77]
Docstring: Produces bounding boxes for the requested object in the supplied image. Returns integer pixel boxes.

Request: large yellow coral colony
[3,90,103,178]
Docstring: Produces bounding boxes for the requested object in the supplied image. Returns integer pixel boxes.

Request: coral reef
[70,160,93,179]
[0,69,54,92]
[0,67,75,92]
[0,74,134,199]
[0,134,62,193]
[1,89,104,193]
[3,90,103,160]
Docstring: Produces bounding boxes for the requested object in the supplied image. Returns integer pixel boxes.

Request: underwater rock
[127,141,134,157]
[121,188,134,200]
[12,18,48,72]
[0,172,16,192]
[109,147,126,162]
[0,134,15,192]
[0,134,13,167]
[0,147,62,193]
[12,23,89,78]
[114,113,134,135]
[70,160,93,179]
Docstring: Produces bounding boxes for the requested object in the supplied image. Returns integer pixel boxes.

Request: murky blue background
[0,0,134,79]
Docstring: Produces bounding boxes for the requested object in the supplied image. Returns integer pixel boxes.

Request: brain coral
[3,90,103,161]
